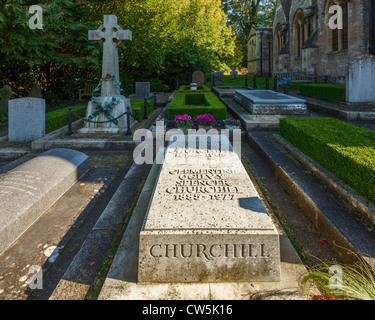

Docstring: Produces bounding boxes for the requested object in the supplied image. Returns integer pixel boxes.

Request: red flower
[319,239,325,244]
[312,294,342,300]
[106,74,111,78]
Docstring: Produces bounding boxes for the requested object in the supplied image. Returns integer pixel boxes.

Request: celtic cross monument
[79,15,134,134]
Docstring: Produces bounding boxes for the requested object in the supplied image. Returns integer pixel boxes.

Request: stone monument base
[78,96,134,134]
[234,90,307,115]
[138,135,281,283]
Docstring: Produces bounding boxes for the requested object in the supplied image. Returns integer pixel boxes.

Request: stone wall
[247,26,272,76]
[272,0,370,83]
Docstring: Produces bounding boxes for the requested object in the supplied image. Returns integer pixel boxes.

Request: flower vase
[225,125,240,131]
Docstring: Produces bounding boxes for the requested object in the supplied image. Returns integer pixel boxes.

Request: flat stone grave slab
[138,134,281,283]
[234,90,307,115]
[0,148,89,255]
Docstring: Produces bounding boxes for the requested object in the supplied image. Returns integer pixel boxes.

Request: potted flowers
[224,117,241,130]
[278,77,292,94]
[173,114,217,130]
[174,114,195,129]
[195,113,216,130]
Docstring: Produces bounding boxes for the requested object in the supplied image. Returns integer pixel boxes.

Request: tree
[91,0,236,86]
[0,0,100,100]
[222,0,276,67]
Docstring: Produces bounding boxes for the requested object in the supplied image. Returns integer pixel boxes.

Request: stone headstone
[8,97,45,141]
[192,71,205,86]
[28,84,43,98]
[79,15,134,134]
[0,148,89,255]
[211,71,224,84]
[135,82,151,99]
[346,55,375,103]
[230,66,238,79]
[138,134,281,283]
[234,89,307,115]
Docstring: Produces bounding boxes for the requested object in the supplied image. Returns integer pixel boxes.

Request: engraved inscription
[149,243,270,260]
[0,170,41,197]
[166,169,240,201]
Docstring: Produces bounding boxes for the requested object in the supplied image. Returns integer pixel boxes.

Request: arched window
[294,10,304,57]
[327,0,348,51]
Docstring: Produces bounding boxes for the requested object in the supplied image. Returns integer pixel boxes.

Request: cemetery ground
[0,82,375,301]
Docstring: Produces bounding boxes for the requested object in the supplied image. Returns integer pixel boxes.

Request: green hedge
[279,117,375,204]
[45,105,87,133]
[131,99,154,122]
[167,92,227,120]
[297,84,346,102]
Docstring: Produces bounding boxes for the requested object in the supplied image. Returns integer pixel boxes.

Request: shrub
[185,93,208,106]
[297,84,346,102]
[167,92,227,120]
[45,105,87,133]
[279,117,375,204]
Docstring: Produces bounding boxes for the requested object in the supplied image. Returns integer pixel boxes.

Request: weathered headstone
[79,15,134,134]
[192,71,205,86]
[8,97,45,141]
[346,55,375,103]
[28,84,43,98]
[0,148,89,255]
[138,134,281,282]
[211,71,224,84]
[135,82,151,99]
[234,89,307,115]
[230,66,238,79]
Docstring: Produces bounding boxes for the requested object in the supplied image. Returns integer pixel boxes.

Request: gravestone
[230,66,238,79]
[135,82,151,99]
[346,55,375,103]
[0,148,89,255]
[8,97,45,141]
[138,134,281,282]
[79,15,134,134]
[192,71,205,86]
[211,71,224,84]
[28,84,43,98]
[234,89,307,115]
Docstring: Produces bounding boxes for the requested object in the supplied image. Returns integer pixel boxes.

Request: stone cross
[89,15,132,96]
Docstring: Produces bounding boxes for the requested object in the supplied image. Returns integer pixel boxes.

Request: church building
[272,0,375,84]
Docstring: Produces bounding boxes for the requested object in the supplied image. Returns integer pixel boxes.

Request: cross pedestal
[79,15,135,134]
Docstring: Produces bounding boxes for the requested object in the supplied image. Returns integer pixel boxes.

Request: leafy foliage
[0,0,235,103]
[221,0,276,66]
